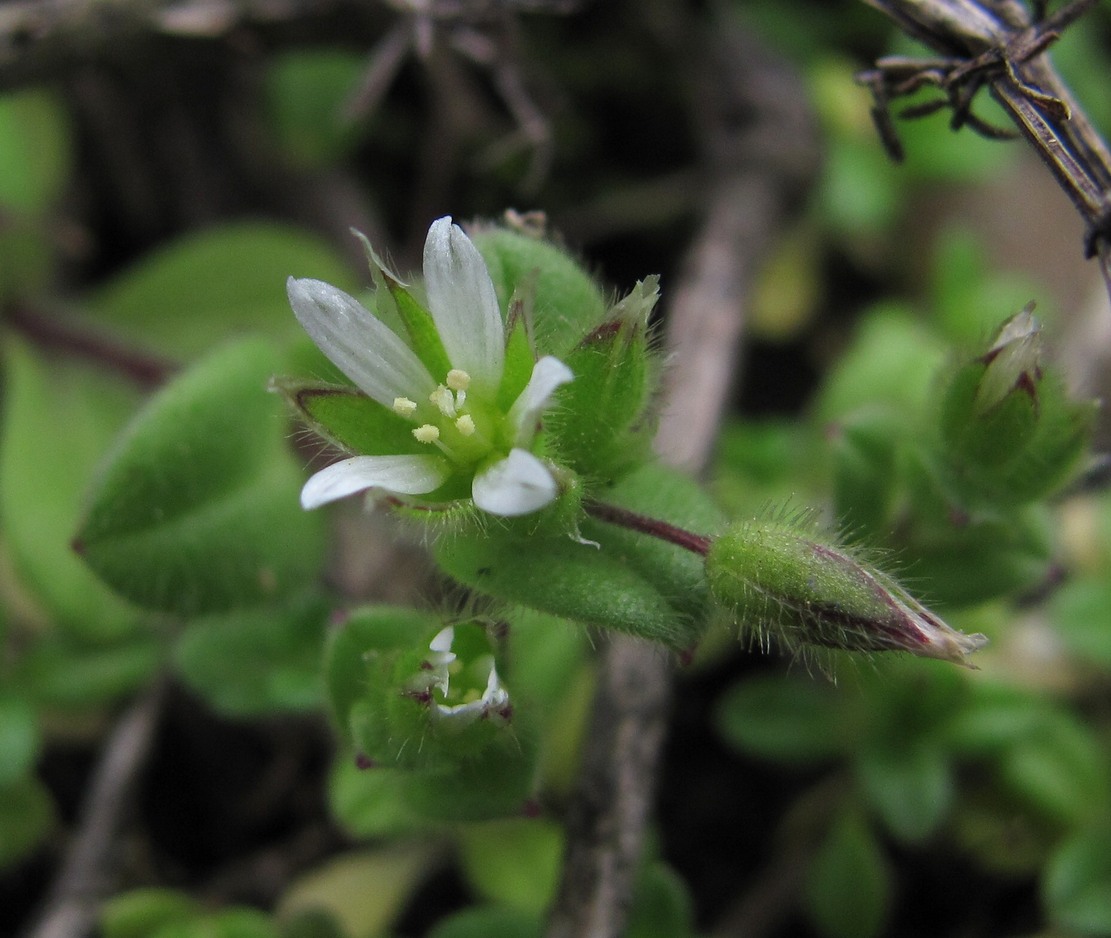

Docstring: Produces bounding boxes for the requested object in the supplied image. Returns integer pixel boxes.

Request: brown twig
[858,0,1111,301]
[20,682,166,938]
[6,301,177,388]
[543,17,819,938]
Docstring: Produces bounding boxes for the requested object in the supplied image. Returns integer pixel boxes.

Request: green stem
[582,498,712,555]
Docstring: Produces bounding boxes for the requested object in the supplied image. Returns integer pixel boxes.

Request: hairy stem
[583,499,712,555]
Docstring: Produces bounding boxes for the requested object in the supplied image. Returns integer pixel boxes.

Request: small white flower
[413,626,511,726]
[289,217,572,517]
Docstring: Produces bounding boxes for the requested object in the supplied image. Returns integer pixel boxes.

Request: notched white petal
[423,216,504,389]
[471,448,558,516]
[508,355,574,446]
[287,278,435,406]
[300,454,450,509]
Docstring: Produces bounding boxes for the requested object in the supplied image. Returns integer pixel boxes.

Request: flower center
[394,369,497,466]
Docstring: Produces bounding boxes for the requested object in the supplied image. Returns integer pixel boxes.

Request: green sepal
[324,605,443,734]
[352,226,454,380]
[940,359,1038,470]
[706,516,987,664]
[74,339,327,615]
[385,277,453,380]
[435,463,722,648]
[548,278,658,480]
[935,311,1096,507]
[498,312,536,413]
[277,382,424,457]
[473,226,607,357]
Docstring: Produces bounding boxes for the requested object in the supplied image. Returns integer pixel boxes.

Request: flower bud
[705,519,987,665]
[547,277,659,480]
[938,306,1096,505]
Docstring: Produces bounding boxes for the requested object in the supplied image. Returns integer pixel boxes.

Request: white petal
[423,217,504,390]
[508,355,573,446]
[301,455,450,509]
[287,278,436,406]
[471,449,558,516]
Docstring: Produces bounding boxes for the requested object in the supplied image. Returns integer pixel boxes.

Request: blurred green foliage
[1,2,1111,938]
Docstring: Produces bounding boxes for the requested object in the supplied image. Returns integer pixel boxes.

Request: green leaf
[436,465,720,647]
[75,339,327,615]
[473,227,607,357]
[264,50,365,168]
[101,888,200,938]
[88,223,357,360]
[457,818,564,913]
[1044,824,1111,935]
[815,306,946,424]
[856,742,953,842]
[0,88,72,212]
[805,811,890,938]
[154,908,279,938]
[0,776,54,868]
[15,633,162,709]
[0,695,38,787]
[0,340,143,641]
[427,906,542,938]
[399,736,538,822]
[828,407,900,539]
[1051,576,1111,667]
[328,754,431,839]
[942,682,1052,754]
[173,593,330,716]
[716,674,848,763]
[998,711,1109,825]
[900,498,1053,607]
[627,862,696,938]
[278,845,436,938]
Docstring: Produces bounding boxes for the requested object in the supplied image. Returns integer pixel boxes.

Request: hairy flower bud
[938,306,1096,505]
[705,519,987,665]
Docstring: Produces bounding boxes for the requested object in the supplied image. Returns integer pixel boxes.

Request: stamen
[455,414,476,436]
[446,369,471,391]
[413,424,441,444]
[429,385,456,418]
[393,397,418,417]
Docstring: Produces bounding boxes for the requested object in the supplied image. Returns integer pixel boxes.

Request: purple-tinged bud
[705,519,987,666]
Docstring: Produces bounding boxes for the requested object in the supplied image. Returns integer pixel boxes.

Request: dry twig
[858,0,1111,300]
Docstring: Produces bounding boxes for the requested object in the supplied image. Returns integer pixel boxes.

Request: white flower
[288,216,572,517]
[422,626,511,725]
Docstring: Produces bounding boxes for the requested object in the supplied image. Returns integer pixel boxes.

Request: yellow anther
[446,369,471,392]
[393,397,418,417]
[412,424,441,444]
[455,414,476,436]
